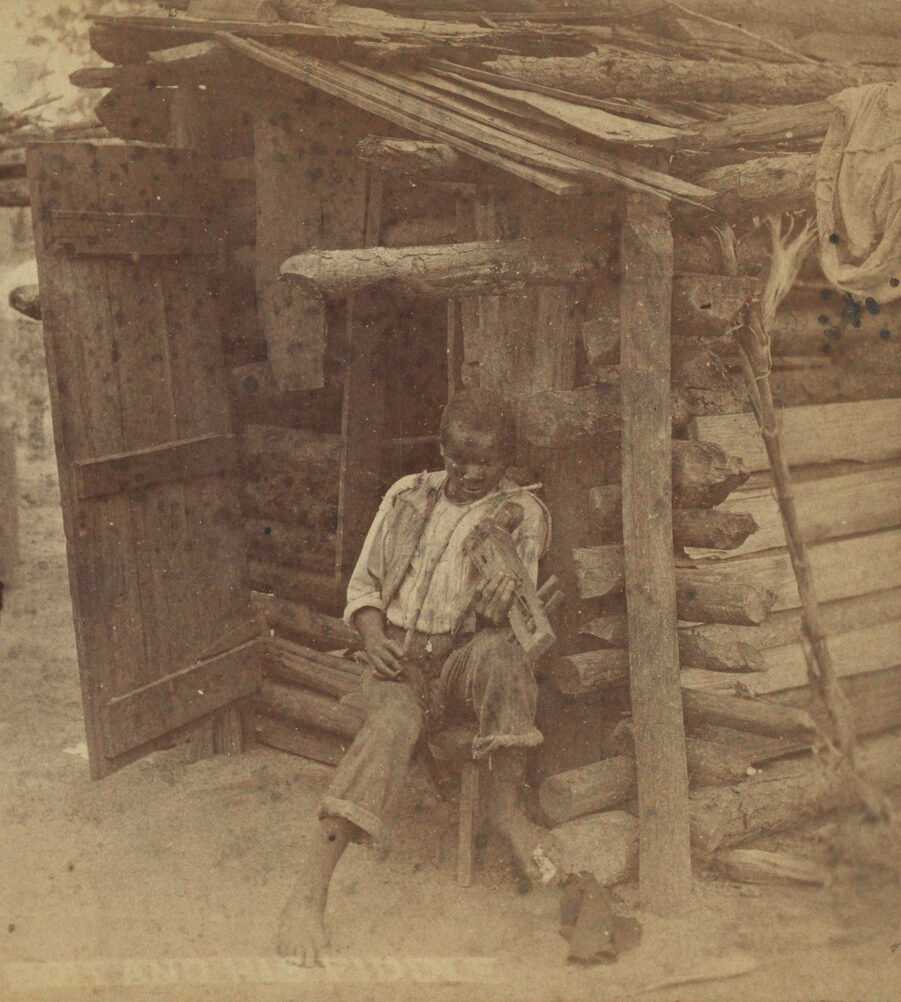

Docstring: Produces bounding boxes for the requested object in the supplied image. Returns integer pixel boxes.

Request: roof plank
[346,62,714,202]
[219,33,585,196]
[424,68,687,144]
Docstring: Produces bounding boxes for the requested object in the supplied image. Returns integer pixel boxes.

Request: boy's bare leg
[277,816,354,965]
[489,754,560,885]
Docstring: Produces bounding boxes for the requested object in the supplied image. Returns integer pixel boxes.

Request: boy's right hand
[363,633,405,679]
[353,607,405,678]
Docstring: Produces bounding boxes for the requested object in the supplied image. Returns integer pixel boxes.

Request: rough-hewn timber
[280,239,610,300]
[681,688,817,739]
[619,190,690,913]
[575,548,775,625]
[581,614,767,674]
[590,484,758,549]
[689,731,901,857]
[489,49,901,105]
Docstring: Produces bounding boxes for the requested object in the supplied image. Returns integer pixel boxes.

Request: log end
[539,773,575,827]
[552,811,639,886]
[704,465,752,508]
[673,440,750,509]
[716,848,830,887]
[549,649,630,697]
[733,512,760,543]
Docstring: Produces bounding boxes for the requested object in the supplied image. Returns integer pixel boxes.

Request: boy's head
[439,389,514,503]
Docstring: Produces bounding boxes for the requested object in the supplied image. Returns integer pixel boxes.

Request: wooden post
[619,190,692,913]
[457,762,480,887]
[0,417,18,586]
[335,171,388,581]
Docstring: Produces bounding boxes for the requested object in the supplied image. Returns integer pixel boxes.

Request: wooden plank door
[27,141,260,778]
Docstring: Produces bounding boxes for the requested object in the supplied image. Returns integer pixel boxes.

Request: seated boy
[277,388,554,965]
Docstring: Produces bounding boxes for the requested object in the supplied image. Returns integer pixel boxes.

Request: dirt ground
[1,494,901,1002]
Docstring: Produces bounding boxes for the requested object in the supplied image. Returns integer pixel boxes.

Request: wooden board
[225,38,709,200]
[74,434,237,500]
[690,400,901,473]
[582,613,767,673]
[683,586,901,655]
[47,208,221,259]
[576,521,901,624]
[682,619,901,697]
[690,663,901,765]
[687,463,901,559]
[101,640,261,758]
[27,142,256,778]
[695,528,901,614]
[776,663,901,741]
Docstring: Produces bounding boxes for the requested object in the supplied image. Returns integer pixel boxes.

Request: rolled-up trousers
[319,626,543,848]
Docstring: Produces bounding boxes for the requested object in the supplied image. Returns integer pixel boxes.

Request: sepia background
[2,1,901,999]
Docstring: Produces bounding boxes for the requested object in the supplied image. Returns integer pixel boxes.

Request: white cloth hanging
[816,83,901,303]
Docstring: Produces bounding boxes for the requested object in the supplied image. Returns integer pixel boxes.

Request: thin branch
[712,216,895,826]
[662,0,819,65]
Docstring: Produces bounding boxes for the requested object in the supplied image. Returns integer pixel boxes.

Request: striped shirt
[344,471,551,636]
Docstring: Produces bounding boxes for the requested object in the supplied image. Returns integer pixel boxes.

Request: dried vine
[714,215,894,824]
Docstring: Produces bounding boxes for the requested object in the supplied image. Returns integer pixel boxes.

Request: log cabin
[13,0,901,912]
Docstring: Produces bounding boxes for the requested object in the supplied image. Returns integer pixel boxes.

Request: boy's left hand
[475,571,517,626]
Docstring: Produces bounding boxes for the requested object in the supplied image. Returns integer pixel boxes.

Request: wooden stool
[429,725,488,887]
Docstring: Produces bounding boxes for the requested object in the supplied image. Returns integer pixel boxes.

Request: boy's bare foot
[277,900,330,967]
[276,816,353,966]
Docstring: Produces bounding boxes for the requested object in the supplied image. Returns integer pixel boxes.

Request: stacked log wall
[679,394,901,736]
[539,235,901,780]
[221,95,451,614]
[667,277,901,741]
